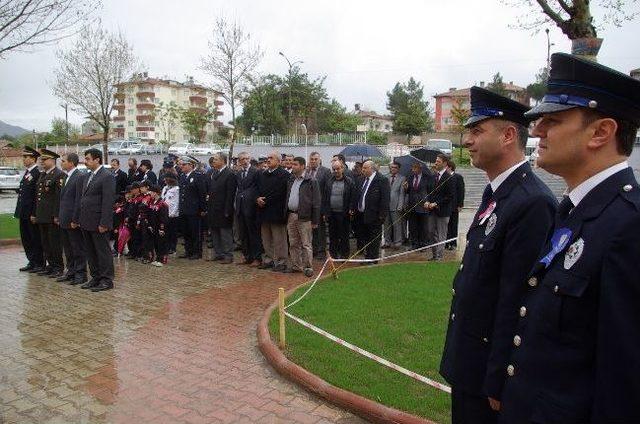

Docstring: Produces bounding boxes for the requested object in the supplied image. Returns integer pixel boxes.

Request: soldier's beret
[465,86,530,128]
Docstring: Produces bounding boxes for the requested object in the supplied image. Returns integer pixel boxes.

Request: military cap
[178,155,196,165]
[22,146,40,158]
[465,86,530,128]
[526,53,640,126]
[38,148,60,160]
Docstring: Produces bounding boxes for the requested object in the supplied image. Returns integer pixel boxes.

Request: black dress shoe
[28,266,44,273]
[19,264,34,272]
[91,283,113,292]
[55,274,71,282]
[272,264,287,272]
[188,255,201,260]
[37,269,53,276]
[49,271,64,279]
[69,276,87,286]
[257,262,274,269]
[178,254,191,259]
[81,279,100,289]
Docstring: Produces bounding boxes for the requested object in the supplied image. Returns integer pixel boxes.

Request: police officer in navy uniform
[439,86,557,424]
[178,156,207,259]
[15,146,44,272]
[499,53,640,424]
[34,148,67,278]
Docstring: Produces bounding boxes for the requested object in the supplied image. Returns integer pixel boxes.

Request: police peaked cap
[22,146,40,158]
[38,148,60,160]
[464,86,530,128]
[525,53,640,126]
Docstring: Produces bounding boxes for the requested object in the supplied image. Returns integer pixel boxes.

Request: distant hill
[0,120,29,138]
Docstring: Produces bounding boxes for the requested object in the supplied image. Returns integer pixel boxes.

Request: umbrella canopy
[410,147,441,164]
[393,154,432,177]
[339,144,384,162]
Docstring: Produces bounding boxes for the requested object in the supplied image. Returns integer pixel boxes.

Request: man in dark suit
[127,157,142,183]
[78,148,116,292]
[355,160,390,263]
[403,162,433,248]
[34,148,66,278]
[206,152,237,264]
[15,146,44,272]
[139,159,157,185]
[425,153,456,260]
[307,152,331,259]
[178,156,207,259]
[499,54,640,424]
[110,158,129,196]
[57,153,87,285]
[446,160,465,250]
[235,151,262,266]
[439,86,557,424]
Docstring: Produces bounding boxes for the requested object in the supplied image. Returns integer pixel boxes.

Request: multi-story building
[433,81,529,132]
[354,104,394,133]
[631,67,640,81]
[111,73,224,143]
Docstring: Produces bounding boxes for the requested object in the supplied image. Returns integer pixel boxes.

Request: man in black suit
[57,153,87,285]
[206,152,237,264]
[446,160,465,250]
[235,152,262,266]
[425,153,456,261]
[15,146,44,272]
[78,148,116,292]
[306,152,331,259]
[178,156,207,259]
[139,159,157,185]
[355,160,390,263]
[127,157,142,183]
[110,158,129,196]
[403,162,433,248]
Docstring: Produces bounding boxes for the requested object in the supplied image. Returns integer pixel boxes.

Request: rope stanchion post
[278,288,286,349]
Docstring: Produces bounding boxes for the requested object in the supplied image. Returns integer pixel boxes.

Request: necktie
[413,175,419,190]
[359,177,370,212]
[391,175,395,186]
[477,184,493,217]
[86,171,94,186]
[557,195,574,222]
[436,173,441,185]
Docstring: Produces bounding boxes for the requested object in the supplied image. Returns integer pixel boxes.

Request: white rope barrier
[285,311,452,394]
[285,258,331,309]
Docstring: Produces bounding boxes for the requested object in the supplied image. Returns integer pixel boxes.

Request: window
[137,132,148,138]
[126,86,134,93]
[127,97,134,104]
[154,98,159,104]
[154,121,159,127]
[127,109,133,115]
[128,132,134,138]
[128,121,134,127]
[171,89,177,96]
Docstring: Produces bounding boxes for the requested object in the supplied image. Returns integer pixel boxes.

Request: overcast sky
[1,0,639,132]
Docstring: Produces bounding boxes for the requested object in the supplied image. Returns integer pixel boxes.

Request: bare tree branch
[0,0,100,58]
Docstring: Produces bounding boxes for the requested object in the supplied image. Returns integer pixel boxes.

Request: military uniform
[14,146,43,271]
[178,157,207,259]
[499,53,640,423]
[439,87,557,424]
[34,149,66,277]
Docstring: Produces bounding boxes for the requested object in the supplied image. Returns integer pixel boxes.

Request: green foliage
[268,262,456,422]
[0,214,19,239]
[487,72,508,96]
[366,131,388,145]
[526,66,549,104]
[386,77,434,135]
[180,107,215,143]
[39,117,80,145]
[155,101,180,144]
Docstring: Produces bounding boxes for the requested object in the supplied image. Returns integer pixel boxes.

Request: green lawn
[269,262,457,423]
[0,213,19,240]
[452,147,471,167]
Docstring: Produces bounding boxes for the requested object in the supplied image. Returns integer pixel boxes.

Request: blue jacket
[440,162,557,399]
[178,171,207,217]
[500,167,640,423]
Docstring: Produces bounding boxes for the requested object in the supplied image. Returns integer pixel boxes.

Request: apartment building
[112,73,224,143]
[354,104,394,133]
[433,81,529,132]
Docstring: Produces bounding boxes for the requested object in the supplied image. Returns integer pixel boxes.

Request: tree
[0,0,100,58]
[386,77,434,136]
[180,107,215,144]
[502,0,638,41]
[155,101,180,145]
[52,22,140,161]
[40,117,79,144]
[487,72,509,96]
[526,66,550,104]
[200,17,263,162]
[449,99,471,162]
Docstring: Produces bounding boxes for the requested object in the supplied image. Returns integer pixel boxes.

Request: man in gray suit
[306,152,331,259]
[79,148,116,292]
[383,161,406,249]
[56,153,87,285]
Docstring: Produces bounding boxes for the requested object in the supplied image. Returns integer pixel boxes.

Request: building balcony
[189,105,208,113]
[214,100,223,106]
[189,94,207,102]
[113,103,125,110]
[113,115,125,121]
[136,103,155,110]
[136,90,155,98]
[136,114,154,122]
[114,92,125,99]
[136,126,155,132]
[214,111,223,117]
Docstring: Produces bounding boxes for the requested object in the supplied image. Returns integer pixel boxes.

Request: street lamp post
[278,51,303,136]
[61,103,69,144]
[545,28,555,69]
[300,123,308,159]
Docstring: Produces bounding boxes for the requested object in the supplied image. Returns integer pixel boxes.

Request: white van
[426,138,453,155]
[526,137,540,166]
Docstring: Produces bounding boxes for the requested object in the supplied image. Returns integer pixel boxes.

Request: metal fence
[236,133,368,146]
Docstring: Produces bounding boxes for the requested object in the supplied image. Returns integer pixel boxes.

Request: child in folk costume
[136,181,154,263]
[161,175,180,254]
[146,185,169,266]
[125,182,143,259]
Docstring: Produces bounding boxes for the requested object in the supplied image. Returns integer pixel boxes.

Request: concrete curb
[257,283,436,424]
[0,238,20,247]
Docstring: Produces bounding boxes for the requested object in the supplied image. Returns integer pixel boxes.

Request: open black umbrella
[393,154,431,177]
[339,144,384,162]
[410,147,441,163]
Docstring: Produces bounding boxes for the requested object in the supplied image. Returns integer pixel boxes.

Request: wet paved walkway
[0,246,366,423]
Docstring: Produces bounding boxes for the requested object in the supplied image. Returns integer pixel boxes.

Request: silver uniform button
[513,335,522,346]
[459,264,464,271]
[623,184,632,192]
[519,306,527,317]
[482,337,489,343]
[553,285,559,293]
[451,313,455,321]
[478,243,484,249]
[452,288,456,296]
[507,365,515,376]
[466,240,469,246]
[528,277,538,287]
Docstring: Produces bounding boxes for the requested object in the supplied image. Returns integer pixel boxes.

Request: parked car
[168,142,193,155]
[0,166,21,193]
[143,143,163,154]
[188,143,224,156]
[426,138,453,155]
[118,143,144,155]
[280,141,300,147]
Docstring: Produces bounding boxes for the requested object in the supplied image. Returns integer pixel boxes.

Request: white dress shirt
[568,161,629,208]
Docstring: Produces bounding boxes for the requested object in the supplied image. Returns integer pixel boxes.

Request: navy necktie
[557,195,574,222]
[480,184,493,210]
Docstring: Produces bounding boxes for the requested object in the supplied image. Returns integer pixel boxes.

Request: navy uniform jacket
[178,171,206,217]
[14,166,41,219]
[500,167,640,424]
[440,162,557,399]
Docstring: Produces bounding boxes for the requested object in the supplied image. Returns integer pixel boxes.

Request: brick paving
[0,245,366,423]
